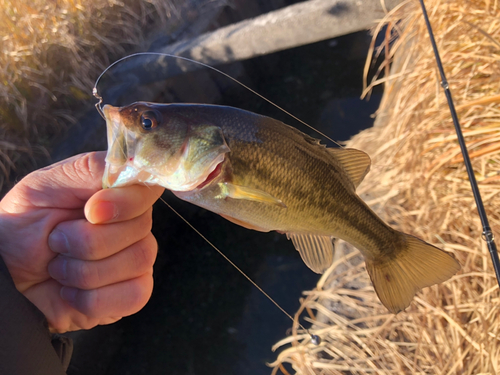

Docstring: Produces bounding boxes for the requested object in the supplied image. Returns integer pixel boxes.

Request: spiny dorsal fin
[286,233,335,274]
[328,148,371,188]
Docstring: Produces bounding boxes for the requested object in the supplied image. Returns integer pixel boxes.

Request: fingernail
[87,201,118,224]
[48,230,70,254]
[60,286,78,304]
[48,257,67,281]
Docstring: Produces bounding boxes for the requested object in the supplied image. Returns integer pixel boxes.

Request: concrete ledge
[97,0,402,95]
[53,0,401,162]
[160,0,402,63]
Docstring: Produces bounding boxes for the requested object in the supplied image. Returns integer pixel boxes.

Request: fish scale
[102,101,460,314]
[224,119,367,238]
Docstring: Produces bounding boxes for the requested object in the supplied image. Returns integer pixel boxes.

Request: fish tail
[365,234,460,314]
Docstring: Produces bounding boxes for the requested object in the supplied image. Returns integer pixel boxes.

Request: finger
[84,184,164,224]
[59,272,154,320]
[48,232,157,289]
[48,208,153,260]
[1,152,106,213]
[23,279,125,333]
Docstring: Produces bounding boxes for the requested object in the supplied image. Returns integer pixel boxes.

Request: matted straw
[271,0,500,373]
[0,0,192,196]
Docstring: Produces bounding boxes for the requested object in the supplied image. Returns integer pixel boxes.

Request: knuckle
[79,224,107,260]
[145,207,153,230]
[137,209,154,235]
[79,289,101,318]
[48,309,73,333]
[75,261,98,289]
[80,319,100,331]
[132,234,157,271]
[65,153,100,185]
[82,232,99,259]
[139,192,153,215]
[129,274,153,313]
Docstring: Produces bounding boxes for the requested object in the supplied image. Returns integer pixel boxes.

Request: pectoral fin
[218,182,286,208]
[286,233,335,274]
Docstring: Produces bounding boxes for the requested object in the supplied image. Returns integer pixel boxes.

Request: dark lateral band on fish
[101,101,460,314]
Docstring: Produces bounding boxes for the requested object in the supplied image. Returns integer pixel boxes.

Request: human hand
[0,152,164,333]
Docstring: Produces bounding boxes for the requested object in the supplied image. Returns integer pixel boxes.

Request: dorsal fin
[327,148,371,188]
[286,233,335,274]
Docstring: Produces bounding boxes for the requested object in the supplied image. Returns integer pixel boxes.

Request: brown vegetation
[271,0,500,373]
[0,0,185,195]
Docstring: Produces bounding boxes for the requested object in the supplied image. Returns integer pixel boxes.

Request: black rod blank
[418,0,500,286]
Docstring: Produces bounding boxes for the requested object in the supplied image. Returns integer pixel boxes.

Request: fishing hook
[419,0,500,287]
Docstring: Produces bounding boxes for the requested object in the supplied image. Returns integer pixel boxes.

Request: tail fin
[365,234,460,314]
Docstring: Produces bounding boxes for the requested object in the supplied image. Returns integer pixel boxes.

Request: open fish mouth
[102,105,153,188]
[101,103,230,191]
[98,101,461,314]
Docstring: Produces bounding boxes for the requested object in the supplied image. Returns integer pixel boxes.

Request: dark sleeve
[0,255,73,375]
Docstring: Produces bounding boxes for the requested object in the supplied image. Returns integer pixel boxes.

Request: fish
[101,101,461,314]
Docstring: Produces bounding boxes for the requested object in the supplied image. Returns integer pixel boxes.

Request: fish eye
[140,110,161,131]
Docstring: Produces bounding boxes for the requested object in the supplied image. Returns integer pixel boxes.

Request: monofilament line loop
[96,52,331,345]
[419,0,500,287]
[158,196,320,345]
[92,52,342,148]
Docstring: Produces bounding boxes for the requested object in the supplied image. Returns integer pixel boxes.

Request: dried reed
[271,0,500,373]
[0,0,186,196]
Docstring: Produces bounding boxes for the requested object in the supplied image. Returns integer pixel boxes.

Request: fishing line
[157,195,321,345]
[94,52,330,345]
[419,0,500,286]
[92,2,498,353]
[92,52,343,148]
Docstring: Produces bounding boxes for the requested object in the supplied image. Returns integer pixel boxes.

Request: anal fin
[286,233,335,274]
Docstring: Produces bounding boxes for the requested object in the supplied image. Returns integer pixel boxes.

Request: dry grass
[0,0,186,195]
[271,0,500,373]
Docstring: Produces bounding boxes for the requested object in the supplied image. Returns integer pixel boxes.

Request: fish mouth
[194,160,224,190]
[102,105,152,188]
[101,103,231,191]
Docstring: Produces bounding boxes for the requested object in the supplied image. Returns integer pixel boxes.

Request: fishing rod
[418,0,500,287]
[92,1,498,348]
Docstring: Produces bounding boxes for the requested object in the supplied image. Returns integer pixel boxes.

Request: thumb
[1,152,106,213]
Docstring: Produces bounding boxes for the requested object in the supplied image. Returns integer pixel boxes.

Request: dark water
[67,30,382,375]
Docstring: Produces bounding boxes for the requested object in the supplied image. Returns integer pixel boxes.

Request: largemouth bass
[102,102,460,314]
